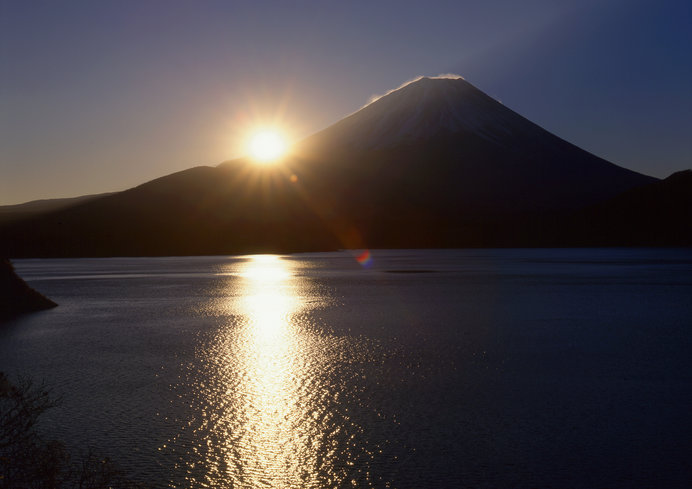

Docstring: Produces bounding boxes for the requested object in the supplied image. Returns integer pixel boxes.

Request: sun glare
[247,129,287,163]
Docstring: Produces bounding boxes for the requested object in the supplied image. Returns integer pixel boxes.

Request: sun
[247,129,288,163]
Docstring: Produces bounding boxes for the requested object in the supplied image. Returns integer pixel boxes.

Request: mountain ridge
[1,76,681,257]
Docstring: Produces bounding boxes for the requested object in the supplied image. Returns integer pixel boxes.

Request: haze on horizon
[1,0,690,206]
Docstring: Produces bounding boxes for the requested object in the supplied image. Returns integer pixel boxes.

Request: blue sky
[1,0,690,204]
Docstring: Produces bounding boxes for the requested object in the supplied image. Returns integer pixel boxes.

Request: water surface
[2,249,691,488]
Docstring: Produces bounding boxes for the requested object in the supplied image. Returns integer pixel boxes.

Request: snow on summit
[318,75,528,150]
[364,74,467,106]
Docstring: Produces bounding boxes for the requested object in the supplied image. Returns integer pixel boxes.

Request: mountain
[0,76,666,257]
[295,76,654,217]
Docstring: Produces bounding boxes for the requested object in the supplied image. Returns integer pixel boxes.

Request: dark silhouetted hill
[0,192,115,225]
[0,163,339,257]
[560,169,692,246]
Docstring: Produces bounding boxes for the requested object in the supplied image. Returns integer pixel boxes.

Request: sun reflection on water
[165,255,379,488]
[235,255,304,484]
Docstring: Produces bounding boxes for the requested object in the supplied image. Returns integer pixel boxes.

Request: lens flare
[356,249,373,268]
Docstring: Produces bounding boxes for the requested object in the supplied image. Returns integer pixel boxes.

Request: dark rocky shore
[0,258,56,321]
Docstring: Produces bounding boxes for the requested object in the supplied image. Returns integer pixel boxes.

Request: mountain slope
[295,76,655,218]
[0,163,338,257]
[0,192,116,225]
[0,76,664,257]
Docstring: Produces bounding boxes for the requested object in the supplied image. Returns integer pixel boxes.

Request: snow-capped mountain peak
[312,75,529,150]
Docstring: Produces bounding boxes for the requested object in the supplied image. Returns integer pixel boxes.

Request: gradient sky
[1,0,690,205]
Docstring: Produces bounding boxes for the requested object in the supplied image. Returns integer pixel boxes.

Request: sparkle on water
[167,255,377,488]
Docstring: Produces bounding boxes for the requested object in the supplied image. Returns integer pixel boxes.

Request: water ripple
[162,255,382,488]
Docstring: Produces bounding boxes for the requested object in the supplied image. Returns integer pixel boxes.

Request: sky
[1,0,690,205]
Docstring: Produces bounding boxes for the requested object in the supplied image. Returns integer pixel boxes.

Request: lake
[2,249,691,488]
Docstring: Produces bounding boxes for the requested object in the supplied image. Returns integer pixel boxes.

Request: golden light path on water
[165,255,382,488]
[234,255,308,484]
